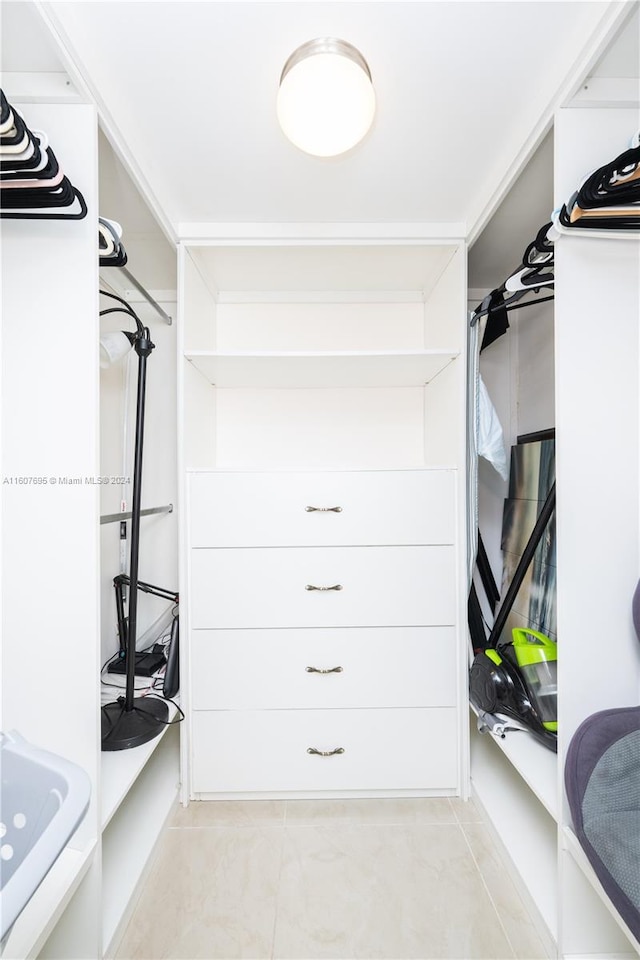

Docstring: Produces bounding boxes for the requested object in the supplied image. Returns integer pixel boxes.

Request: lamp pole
[123,329,153,711]
[100,294,169,750]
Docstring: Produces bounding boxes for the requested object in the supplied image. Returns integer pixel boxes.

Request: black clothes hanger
[100,244,128,267]
[0,108,28,148]
[471,219,556,350]
[558,139,640,231]
[0,90,10,127]
[0,131,51,174]
[99,218,129,267]
[0,183,87,219]
[0,141,42,171]
[559,202,640,230]
[1,173,76,207]
[577,144,640,208]
[522,222,554,266]
[0,147,58,182]
[504,263,554,292]
[0,91,87,220]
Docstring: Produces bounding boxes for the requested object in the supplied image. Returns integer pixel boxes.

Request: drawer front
[191,708,458,793]
[191,627,457,710]
[189,470,455,547]
[190,546,455,628]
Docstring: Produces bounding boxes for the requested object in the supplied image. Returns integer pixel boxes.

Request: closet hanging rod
[473,292,555,324]
[100,503,174,525]
[118,266,173,326]
[498,294,554,314]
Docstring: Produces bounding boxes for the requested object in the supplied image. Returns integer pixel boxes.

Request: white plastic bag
[477,376,508,480]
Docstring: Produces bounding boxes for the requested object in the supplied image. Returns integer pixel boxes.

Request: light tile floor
[115,798,550,960]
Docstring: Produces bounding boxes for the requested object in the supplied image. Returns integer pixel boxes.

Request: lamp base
[101,696,169,751]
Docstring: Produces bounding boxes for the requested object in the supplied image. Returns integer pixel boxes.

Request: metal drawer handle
[305,583,343,591]
[305,505,342,513]
[305,665,344,674]
[307,747,345,757]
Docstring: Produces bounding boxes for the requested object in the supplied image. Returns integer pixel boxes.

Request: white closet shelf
[0,842,96,960]
[470,706,558,819]
[562,826,640,956]
[185,349,459,389]
[550,215,640,243]
[471,729,558,943]
[101,726,180,956]
[101,700,179,830]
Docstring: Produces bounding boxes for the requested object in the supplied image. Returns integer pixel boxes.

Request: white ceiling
[1,0,637,296]
[6,0,627,238]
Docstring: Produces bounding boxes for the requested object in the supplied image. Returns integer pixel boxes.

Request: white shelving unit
[101,702,180,830]
[472,727,559,944]
[471,104,640,959]
[178,240,469,803]
[0,85,180,958]
[1,99,102,960]
[101,723,180,956]
[554,105,640,960]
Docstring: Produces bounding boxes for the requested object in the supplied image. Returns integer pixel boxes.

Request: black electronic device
[163,616,180,699]
[107,650,165,677]
[107,573,180,712]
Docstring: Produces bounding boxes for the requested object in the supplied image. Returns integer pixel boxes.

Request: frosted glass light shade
[100,330,133,369]
[277,38,375,157]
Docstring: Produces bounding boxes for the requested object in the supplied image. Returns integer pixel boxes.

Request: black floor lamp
[99,291,169,750]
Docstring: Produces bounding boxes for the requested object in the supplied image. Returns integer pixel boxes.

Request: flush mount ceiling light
[277,38,376,157]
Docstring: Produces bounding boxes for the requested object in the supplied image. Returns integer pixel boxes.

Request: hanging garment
[481,289,510,351]
[477,376,508,480]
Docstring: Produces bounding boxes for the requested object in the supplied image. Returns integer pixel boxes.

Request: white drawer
[191,708,458,794]
[191,627,457,710]
[190,546,455,628]
[189,470,455,547]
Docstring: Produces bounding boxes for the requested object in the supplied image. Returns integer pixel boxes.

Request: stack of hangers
[99,218,128,267]
[503,221,554,293]
[471,220,555,350]
[557,131,640,231]
[0,88,87,220]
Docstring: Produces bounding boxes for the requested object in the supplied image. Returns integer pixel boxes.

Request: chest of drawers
[187,469,460,797]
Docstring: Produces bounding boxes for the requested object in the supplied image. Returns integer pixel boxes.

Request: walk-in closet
[1,2,639,959]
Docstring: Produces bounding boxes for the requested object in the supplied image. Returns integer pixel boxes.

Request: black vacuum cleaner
[469,479,558,753]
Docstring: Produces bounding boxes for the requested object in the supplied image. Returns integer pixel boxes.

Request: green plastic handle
[511,628,554,647]
[511,627,557,666]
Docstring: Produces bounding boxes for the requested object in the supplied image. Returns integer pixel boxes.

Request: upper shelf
[185,350,459,389]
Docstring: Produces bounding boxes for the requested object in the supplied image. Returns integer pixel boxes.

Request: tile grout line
[270,805,289,960]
